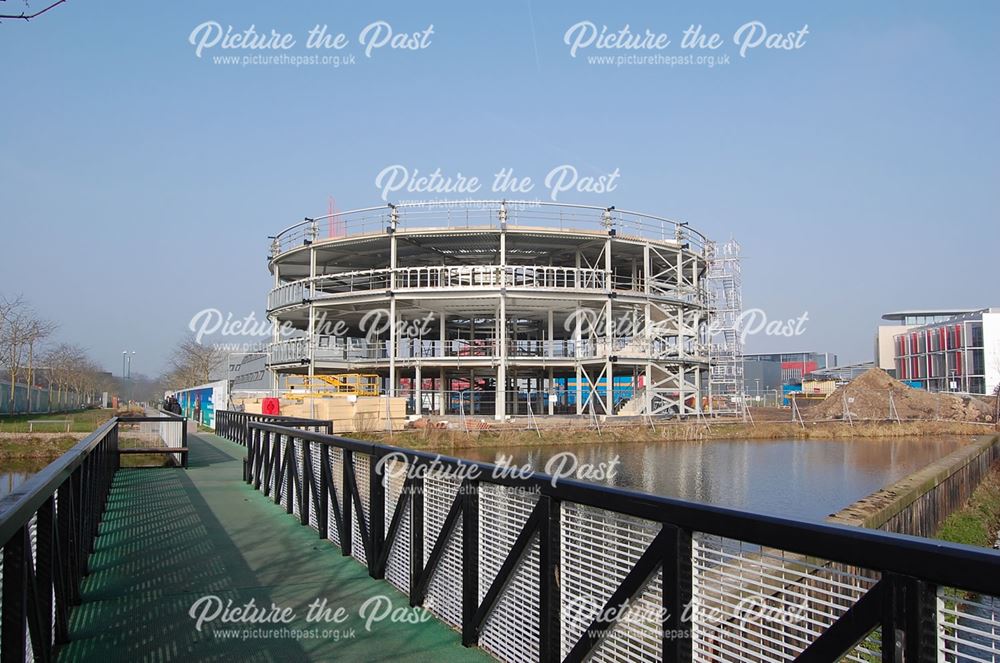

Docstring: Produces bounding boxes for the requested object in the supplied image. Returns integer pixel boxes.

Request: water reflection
[458,437,969,521]
[0,458,58,499]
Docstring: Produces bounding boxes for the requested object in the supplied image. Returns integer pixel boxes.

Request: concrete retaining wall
[828,434,1000,537]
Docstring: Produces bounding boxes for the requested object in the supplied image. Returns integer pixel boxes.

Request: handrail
[215,409,331,447]
[0,417,120,658]
[0,418,118,546]
[269,201,710,259]
[266,263,704,312]
[243,420,1000,597]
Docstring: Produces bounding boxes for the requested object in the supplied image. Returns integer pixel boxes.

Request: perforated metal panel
[383,457,410,595]
[938,588,1000,661]
[292,438,303,518]
[560,502,662,662]
[478,484,541,663]
[307,441,321,531]
[326,448,344,547]
[423,475,463,628]
[278,435,289,511]
[350,453,370,566]
[691,533,880,662]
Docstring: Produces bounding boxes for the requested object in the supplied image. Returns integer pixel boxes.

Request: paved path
[58,432,489,662]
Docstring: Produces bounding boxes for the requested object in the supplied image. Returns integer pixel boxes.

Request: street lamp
[122,350,135,403]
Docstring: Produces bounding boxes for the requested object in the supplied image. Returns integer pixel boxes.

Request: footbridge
[1,409,999,662]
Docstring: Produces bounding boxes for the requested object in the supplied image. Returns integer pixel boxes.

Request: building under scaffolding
[706,239,745,414]
[265,201,732,419]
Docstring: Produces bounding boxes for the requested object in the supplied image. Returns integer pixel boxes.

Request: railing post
[342,450,353,557]
[461,480,479,647]
[35,496,55,654]
[318,444,330,539]
[54,483,74,640]
[538,495,561,663]
[181,417,188,469]
[246,424,256,484]
[662,525,693,663]
[369,452,385,579]
[297,438,309,525]
[285,435,295,515]
[881,573,936,663]
[263,430,276,497]
[409,474,424,607]
[2,525,28,662]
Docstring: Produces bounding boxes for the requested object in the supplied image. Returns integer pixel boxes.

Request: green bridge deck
[58,432,490,662]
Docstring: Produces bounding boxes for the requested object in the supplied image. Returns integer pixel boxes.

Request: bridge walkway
[57,431,488,662]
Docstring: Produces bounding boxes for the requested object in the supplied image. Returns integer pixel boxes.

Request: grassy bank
[0,408,115,434]
[358,420,993,452]
[935,464,1000,547]
[0,435,79,460]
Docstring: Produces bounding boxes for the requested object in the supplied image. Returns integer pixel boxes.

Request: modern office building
[892,308,1000,395]
[743,358,782,395]
[875,309,978,374]
[743,352,837,387]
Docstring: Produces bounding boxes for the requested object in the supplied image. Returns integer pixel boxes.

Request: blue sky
[2,1,997,376]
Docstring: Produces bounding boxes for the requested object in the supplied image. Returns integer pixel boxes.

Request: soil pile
[808,368,994,422]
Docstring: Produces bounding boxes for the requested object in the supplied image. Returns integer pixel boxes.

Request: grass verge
[935,464,1000,547]
[0,408,115,433]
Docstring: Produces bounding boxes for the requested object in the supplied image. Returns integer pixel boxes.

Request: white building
[885,308,1000,395]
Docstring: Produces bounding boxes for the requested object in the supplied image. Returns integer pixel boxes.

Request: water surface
[457,437,970,521]
[0,457,55,500]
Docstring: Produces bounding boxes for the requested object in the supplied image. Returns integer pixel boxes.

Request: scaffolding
[706,239,744,416]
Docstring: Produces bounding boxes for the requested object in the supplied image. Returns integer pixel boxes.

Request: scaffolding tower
[706,239,744,415]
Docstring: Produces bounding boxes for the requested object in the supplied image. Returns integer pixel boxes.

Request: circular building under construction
[265,201,719,420]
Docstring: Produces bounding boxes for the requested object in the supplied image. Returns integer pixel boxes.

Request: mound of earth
[809,368,994,422]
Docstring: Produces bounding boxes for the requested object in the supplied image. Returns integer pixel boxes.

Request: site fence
[228,420,1000,663]
[0,380,87,417]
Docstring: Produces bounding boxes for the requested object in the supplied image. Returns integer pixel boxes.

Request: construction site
[243,201,747,428]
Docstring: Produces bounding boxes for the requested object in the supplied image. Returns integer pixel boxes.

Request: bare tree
[43,343,91,410]
[0,0,69,21]
[1,295,57,413]
[25,315,56,411]
[1,294,30,413]
[165,337,226,388]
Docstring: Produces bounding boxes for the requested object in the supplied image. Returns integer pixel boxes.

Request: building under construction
[265,201,738,420]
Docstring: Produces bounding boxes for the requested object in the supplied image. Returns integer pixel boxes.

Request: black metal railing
[0,412,194,661]
[0,419,119,662]
[230,420,1000,663]
[216,410,331,447]
[117,410,189,468]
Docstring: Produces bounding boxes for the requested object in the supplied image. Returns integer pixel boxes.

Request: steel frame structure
[265,201,712,419]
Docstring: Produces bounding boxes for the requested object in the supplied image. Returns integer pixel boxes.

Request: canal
[1,436,971,521]
[458,436,970,520]
[0,457,53,500]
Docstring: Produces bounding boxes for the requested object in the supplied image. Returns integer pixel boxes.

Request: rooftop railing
[269,201,709,259]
